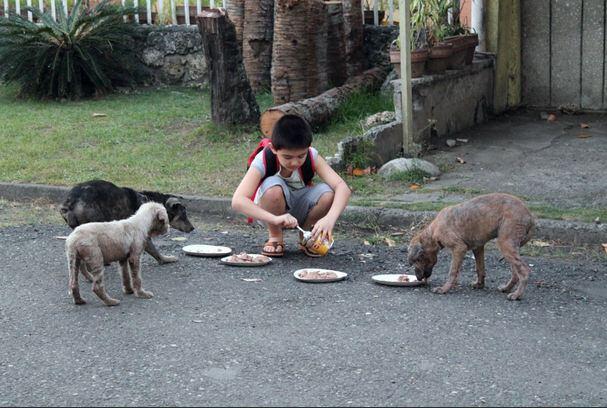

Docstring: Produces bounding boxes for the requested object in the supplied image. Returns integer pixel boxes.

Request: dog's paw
[471,281,485,289]
[135,289,154,299]
[432,286,449,294]
[498,284,512,293]
[123,287,134,295]
[507,292,522,301]
[74,298,87,305]
[104,298,121,306]
[159,255,178,264]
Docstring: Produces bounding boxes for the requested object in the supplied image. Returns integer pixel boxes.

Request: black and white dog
[60,179,194,264]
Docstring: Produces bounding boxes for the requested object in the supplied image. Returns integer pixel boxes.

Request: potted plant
[425,0,454,74]
[430,0,478,68]
[363,0,385,25]
[389,0,429,79]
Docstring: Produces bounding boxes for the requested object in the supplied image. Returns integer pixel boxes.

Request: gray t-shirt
[250,147,319,191]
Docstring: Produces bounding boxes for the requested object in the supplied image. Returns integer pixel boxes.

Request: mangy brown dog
[407,193,535,300]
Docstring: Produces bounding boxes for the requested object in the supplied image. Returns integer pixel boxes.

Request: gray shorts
[255,176,334,225]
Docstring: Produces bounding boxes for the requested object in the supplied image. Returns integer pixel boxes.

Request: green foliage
[387,168,431,184]
[344,139,378,169]
[0,0,146,99]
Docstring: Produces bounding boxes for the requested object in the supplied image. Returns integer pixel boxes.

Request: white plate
[183,244,232,257]
[220,253,272,267]
[371,274,425,287]
[293,268,348,283]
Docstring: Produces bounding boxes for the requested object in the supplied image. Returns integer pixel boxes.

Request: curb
[1,181,605,245]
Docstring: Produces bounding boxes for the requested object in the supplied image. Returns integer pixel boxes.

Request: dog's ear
[156,208,168,223]
[407,244,424,264]
[165,197,180,208]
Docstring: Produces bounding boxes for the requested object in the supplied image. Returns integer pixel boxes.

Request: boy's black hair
[271,114,313,150]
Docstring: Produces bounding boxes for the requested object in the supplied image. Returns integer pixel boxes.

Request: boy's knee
[261,185,286,204]
[316,191,334,208]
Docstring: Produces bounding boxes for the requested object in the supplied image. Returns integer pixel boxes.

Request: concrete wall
[522,0,607,110]
[135,26,207,88]
[327,55,495,168]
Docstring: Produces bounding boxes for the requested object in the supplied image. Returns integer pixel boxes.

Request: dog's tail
[521,216,537,247]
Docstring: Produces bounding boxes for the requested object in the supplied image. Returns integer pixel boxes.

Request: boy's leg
[256,177,292,255]
[289,183,335,232]
[302,191,334,231]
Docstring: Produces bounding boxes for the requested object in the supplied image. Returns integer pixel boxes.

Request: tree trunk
[197,9,260,125]
[341,0,365,78]
[325,1,347,87]
[310,0,329,96]
[225,0,245,49]
[271,0,311,104]
[242,0,274,93]
[260,66,389,136]
[271,0,328,104]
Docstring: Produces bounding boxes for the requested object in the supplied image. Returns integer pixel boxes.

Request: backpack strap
[298,147,315,186]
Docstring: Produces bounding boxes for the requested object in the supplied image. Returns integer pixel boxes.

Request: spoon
[296,225,312,242]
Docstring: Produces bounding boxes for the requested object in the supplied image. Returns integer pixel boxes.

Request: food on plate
[397,275,411,282]
[298,270,338,280]
[225,252,268,263]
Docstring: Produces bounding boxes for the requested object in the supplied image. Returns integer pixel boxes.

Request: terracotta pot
[444,35,468,69]
[427,42,453,74]
[389,48,428,79]
[464,33,479,65]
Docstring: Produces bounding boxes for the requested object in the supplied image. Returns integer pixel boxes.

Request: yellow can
[308,236,334,256]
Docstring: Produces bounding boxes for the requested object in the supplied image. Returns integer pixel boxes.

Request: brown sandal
[262,240,285,257]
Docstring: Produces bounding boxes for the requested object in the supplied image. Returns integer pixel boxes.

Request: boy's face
[271,146,309,172]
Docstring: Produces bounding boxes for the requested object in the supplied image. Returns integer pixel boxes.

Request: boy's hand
[311,216,336,242]
[272,214,298,229]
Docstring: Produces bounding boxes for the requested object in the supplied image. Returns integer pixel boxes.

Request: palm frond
[0,0,146,99]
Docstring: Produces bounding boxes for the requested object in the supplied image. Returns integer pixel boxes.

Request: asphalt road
[0,222,605,407]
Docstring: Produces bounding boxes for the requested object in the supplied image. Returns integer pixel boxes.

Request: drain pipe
[471,0,485,52]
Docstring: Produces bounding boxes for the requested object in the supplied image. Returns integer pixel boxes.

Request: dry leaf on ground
[547,113,557,122]
[241,278,262,282]
[384,238,396,247]
[352,166,375,177]
[580,123,590,128]
[602,243,607,254]
[171,237,187,241]
[577,133,591,139]
[363,240,371,246]
[409,183,422,190]
[456,157,466,164]
[92,113,107,118]
[530,239,551,247]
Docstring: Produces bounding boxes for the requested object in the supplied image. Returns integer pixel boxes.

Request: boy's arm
[231,167,294,226]
[312,155,352,237]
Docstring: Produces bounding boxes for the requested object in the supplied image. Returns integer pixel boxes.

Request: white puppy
[65,202,170,306]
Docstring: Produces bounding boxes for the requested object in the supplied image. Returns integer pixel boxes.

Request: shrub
[0,0,147,99]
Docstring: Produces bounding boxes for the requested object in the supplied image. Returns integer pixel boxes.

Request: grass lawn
[0,84,401,197]
[2,84,605,223]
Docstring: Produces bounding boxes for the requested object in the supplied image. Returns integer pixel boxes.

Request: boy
[231,114,351,257]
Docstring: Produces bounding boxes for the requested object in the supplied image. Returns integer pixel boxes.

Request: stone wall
[135,26,207,88]
[363,25,399,71]
[132,24,393,89]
